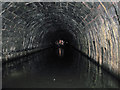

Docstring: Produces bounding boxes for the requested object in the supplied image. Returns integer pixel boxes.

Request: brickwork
[2,2,120,78]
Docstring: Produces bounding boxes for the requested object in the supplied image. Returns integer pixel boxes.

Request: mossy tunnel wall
[1,2,120,78]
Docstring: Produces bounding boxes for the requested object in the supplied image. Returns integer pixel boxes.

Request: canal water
[2,46,120,88]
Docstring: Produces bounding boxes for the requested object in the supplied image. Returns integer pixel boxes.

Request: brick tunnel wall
[1,2,120,78]
[79,2,120,78]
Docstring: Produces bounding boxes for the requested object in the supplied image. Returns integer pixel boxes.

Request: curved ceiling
[2,2,120,76]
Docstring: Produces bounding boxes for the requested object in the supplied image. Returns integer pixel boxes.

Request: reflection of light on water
[58,48,64,57]
[59,48,61,56]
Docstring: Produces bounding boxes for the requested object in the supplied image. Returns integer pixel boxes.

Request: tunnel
[1,2,120,88]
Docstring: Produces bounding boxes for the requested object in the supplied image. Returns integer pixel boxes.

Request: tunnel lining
[2,2,120,79]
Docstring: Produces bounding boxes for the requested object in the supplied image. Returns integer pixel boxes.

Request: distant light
[53,78,56,81]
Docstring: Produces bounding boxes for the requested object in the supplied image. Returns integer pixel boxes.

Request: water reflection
[57,48,64,57]
[2,46,120,88]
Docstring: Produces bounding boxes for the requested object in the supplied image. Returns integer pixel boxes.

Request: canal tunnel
[1,2,120,88]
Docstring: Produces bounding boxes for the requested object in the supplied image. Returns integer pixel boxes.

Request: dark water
[2,46,120,88]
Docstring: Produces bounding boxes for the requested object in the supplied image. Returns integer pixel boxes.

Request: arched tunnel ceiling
[2,2,120,78]
[2,2,102,49]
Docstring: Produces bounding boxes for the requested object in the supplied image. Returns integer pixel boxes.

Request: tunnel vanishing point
[1,2,120,81]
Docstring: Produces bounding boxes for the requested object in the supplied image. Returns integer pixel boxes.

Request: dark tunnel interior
[1,2,120,88]
[42,29,79,48]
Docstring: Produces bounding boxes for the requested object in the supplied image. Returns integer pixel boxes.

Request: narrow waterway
[2,46,120,88]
